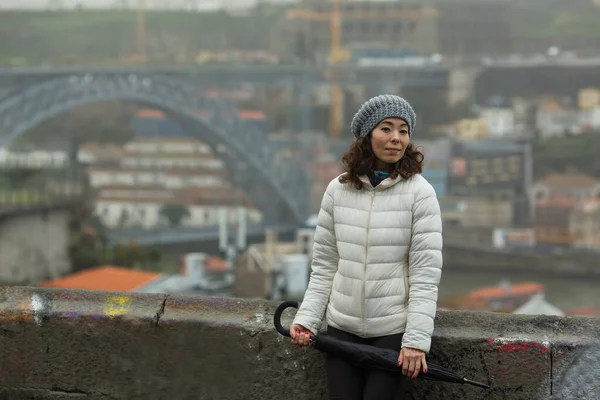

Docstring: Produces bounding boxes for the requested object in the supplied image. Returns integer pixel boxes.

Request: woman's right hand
[290,324,312,346]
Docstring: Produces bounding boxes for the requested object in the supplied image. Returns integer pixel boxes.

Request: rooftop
[538,172,598,190]
[468,282,545,300]
[37,266,160,292]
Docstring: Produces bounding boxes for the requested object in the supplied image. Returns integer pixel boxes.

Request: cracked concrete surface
[0,286,598,399]
[153,294,169,326]
[0,387,116,399]
[551,338,600,400]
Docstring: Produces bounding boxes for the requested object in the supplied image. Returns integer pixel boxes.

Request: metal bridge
[0,72,311,225]
[107,223,301,247]
[0,64,451,89]
[4,61,600,108]
[0,64,451,135]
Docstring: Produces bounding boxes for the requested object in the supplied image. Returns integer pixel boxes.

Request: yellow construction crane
[329,0,344,142]
[136,0,147,63]
[287,0,346,140]
[287,1,438,140]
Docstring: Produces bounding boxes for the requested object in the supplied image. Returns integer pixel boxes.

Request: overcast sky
[0,0,301,11]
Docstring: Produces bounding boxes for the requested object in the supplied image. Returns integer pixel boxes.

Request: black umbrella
[274,300,490,390]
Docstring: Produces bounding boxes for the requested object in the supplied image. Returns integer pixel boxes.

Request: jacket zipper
[403,265,410,305]
[363,190,376,337]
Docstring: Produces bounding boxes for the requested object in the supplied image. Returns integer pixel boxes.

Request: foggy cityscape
[0,0,599,398]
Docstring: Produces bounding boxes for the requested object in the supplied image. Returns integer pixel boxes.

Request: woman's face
[370,118,410,171]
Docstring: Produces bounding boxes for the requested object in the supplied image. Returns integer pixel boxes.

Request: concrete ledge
[0,287,598,400]
[444,245,600,278]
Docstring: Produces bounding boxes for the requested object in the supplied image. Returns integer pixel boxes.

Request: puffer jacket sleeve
[401,179,443,354]
[292,181,339,335]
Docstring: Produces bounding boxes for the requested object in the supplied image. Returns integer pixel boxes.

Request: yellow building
[455,118,488,141]
[569,199,600,250]
[578,88,600,110]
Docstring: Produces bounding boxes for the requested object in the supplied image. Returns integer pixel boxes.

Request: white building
[2,136,263,229]
[479,107,516,137]
[84,137,261,229]
[0,148,68,169]
[87,166,229,190]
[122,137,212,155]
[578,106,600,131]
[536,99,580,138]
[95,185,262,229]
[82,137,226,170]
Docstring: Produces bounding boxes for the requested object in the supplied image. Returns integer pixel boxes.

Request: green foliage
[69,213,163,272]
[533,132,600,178]
[110,241,162,268]
[514,7,600,38]
[0,10,279,67]
[0,169,42,188]
[159,204,191,227]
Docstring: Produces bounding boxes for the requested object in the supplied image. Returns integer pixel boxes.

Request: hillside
[0,10,279,67]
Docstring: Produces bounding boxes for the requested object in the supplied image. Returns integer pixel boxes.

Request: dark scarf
[366,170,390,187]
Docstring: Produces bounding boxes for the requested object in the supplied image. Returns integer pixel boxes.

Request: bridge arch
[0,73,309,225]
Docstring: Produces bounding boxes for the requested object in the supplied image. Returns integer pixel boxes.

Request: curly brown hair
[338,135,424,190]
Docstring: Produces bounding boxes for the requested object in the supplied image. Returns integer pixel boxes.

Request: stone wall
[0,286,598,399]
[0,206,73,285]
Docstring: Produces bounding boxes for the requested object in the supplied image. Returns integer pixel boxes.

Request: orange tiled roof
[137,109,166,118]
[535,196,578,207]
[540,173,598,190]
[193,109,266,120]
[468,282,545,300]
[566,306,600,316]
[37,266,160,292]
[125,137,202,144]
[238,110,266,120]
[205,256,229,272]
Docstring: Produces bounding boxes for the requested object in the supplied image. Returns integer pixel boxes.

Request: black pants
[324,326,413,400]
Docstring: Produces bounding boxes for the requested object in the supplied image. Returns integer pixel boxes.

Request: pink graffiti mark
[487,340,549,354]
[488,339,550,376]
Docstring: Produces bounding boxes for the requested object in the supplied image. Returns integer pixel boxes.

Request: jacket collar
[359,173,404,191]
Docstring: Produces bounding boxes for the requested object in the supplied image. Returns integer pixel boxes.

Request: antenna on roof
[498,279,512,290]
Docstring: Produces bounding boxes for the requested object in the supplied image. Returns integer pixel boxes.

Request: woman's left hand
[397,347,428,379]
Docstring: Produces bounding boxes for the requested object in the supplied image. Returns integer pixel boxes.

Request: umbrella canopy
[274,300,490,390]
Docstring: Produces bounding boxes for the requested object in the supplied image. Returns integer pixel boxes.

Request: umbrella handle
[273,300,299,337]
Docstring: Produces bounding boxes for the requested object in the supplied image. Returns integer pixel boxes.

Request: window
[393,21,402,35]
[534,191,546,201]
[409,20,416,33]
[361,21,371,34]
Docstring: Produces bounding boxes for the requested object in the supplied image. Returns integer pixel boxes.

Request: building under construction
[436,0,513,57]
[286,0,440,63]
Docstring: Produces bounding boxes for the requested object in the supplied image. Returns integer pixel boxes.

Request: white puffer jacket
[293,172,443,353]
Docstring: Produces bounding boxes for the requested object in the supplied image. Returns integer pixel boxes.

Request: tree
[118,209,129,228]
[67,197,163,271]
[533,132,600,179]
[159,204,191,227]
[68,231,108,272]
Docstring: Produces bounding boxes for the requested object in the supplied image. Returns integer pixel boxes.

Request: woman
[290,94,443,400]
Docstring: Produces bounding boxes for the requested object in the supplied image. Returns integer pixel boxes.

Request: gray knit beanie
[350,94,416,139]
